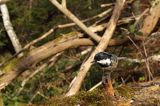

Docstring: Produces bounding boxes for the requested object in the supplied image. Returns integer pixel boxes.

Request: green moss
[0,58,19,72]
[116,85,134,99]
[44,89,116,106]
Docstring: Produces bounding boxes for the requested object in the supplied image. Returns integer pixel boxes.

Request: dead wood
[0,0,9,4]
[61,0,66,8]
[139,2,160,37]
[0,37,93,90]
[0,25,147,91]
[24,27,57,49]
[0,0,159,94]
[57,8,112,28]
[18,52,63,94]
[66,0,126,96]
[49,0,101,42]
[66,0,160,97]
[0,4,22,54]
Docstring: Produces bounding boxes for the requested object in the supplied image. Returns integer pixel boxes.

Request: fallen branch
[139,2,160,37]
[24,27,57,49]
[0,38,94,90]
[118,54,160,63]
[66,0,126,96]
[61,0,66,8]
[88,81,102,92]
[49,0,101,42]
[18,52,63,94]
[57,8,112,29]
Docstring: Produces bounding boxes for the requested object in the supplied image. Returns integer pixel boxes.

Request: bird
[92,52,118,96]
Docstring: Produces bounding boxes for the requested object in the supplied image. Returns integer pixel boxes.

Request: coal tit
[93,52,118,69]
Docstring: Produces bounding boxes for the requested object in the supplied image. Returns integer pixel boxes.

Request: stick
[0,4,22,55]
[88,81,102,91]
[49,0,101,42]
[58,8,112,28]
[66,0,126,96]
[18,52,63,94]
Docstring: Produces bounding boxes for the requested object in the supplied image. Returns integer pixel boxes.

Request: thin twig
[58,8,112,29]
[88,81,102,91]
[66,0,126,96]
[127,36,143,56]
[18,52,63,94]
[127,36,154,80]
[49,0,101,42]
[0,27,57,67]
[24,27,57,49]
[134,8,149,26]
[142,41,153,80]
[28,91,48,104]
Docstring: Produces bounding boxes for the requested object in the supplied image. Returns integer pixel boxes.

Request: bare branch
[118,55,160,63]
[0,4,22,54]
[0,38,94,90]
[24,27,57,49]
[66,0,126,96]
[88,81,102,92]
[49,0,101,42]
[139,2,160,37]
[18,52,63,94]
[61,0,66,8]
[58,8,112,28]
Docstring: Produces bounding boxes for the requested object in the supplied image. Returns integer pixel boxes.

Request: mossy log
[0,31,94,90]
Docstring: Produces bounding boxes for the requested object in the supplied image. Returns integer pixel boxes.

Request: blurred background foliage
[0,0,109,105]
[0,0,107,49]
[0,0,159,105]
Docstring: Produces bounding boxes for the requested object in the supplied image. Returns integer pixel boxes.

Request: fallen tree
[0,0,160,96]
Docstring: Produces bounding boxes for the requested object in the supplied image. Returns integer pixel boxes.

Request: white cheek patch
[97,59,111,65]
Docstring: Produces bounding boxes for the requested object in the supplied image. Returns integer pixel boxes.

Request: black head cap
[93,52,118,68]
[94,52,112,61]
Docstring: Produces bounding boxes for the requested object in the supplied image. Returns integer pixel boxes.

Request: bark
[66,0,126,96]
[18,52,63,94]
[61,0,66,8]
[66,1,160,96]
[139,2,160,37]
[0,0,159,92]
[0,38,94,90]
[0,24,146,91]
[0,0,9,4]
[0,4,22,53]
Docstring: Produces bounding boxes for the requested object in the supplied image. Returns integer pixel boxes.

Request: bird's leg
[102,70,115,96]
